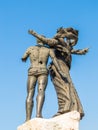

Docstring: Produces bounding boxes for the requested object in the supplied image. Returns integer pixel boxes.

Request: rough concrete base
[17,111,80,130]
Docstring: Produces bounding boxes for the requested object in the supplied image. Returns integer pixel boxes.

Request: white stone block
[17,111,80,130]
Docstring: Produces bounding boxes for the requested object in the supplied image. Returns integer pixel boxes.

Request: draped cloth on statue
[49,58,84,119]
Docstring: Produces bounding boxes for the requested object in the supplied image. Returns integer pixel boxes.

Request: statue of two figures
[22,27,88,122]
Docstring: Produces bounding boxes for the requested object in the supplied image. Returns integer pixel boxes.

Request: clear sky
[0,0,98,130]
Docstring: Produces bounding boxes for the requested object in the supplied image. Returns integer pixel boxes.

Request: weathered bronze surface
[28,27,88,119]
[22,39,66,121]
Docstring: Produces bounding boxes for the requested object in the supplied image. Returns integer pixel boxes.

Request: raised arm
[28,30,59,47]
[71,48,89,55]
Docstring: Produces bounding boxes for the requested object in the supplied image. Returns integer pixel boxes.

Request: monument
[18,27,88,130]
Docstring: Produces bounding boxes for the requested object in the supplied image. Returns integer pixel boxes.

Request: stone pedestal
[17,111,80,130]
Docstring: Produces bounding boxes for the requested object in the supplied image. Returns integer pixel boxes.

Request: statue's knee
[39,81,46,89]
[39,87,44,92]
[38,87,45,94]
[26,95,33,103]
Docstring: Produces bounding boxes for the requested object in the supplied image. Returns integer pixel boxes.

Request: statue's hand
[21,58,27,62]
[81,48,89,55]
[28,29,34,34]
[83,48,89,53]
[28,30,33,34]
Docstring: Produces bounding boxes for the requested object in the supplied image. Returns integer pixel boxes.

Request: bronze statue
[22,38,66,121]
[28,27,88,119]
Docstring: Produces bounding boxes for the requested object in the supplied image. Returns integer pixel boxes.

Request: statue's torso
[28,46,50,75]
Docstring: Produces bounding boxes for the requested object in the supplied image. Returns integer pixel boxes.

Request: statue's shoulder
[42,46,50,53]
[27,46,37,50]
[48,47,55,52]
[25,46,36,54]
[41,45,50,49]
[43,45,49,49]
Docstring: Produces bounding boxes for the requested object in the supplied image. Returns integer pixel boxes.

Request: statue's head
[54,27,78,39]
[54,27,79,46]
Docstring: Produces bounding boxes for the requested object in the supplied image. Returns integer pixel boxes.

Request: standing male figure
[22,38,66,121]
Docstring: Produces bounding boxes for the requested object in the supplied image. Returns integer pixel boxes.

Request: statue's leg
[26,75,37,121]
[36,74,48,118]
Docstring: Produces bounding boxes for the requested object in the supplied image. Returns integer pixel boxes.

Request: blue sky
[0,0,98,130]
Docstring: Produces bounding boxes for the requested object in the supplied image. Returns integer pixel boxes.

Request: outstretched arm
[28,29,58,47]
[71,48,89,55]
